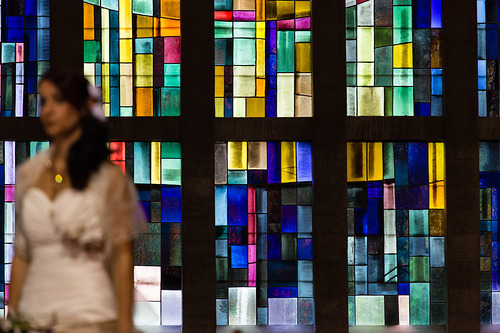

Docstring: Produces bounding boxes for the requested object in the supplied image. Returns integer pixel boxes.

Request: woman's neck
[50,127,82,165]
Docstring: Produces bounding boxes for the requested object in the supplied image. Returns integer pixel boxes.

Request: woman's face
[39,80,82,140]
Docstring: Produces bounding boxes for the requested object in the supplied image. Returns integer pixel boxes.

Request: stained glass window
[347,142,445,325]
[109,141,182,325]
[83,0,180,117]
[1,0,50,117]
[478,0,500,116]
[346,0,443,116]
[479,142,500,323]
[214,1,312,117]
[215,141,314,325]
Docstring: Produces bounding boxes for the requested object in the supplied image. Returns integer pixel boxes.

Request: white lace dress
[13,150,143,332]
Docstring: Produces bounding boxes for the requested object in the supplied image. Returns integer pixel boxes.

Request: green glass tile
[410,283,430,325]
[430,267,445,281]
[282,234,297,260]
[355,296,385,325]
[120,107,133,117]
[134,142,151,184]
[410,210,429,236]
[431,281,445,302]
[233,39,256,66]
[101,0,119,10]
[133,0,153,16]
[410,257,429,282]
[394,28,413,44]
[216,258,229,282]
[151,201,161,222]
[383,142,394,179]
[375,28,393,48]
[480,188,492,220]
[217,283,228,298]
[481,271,492,291]
[161,87,180,116]
[228,170,247,184]
[431,303,446,325]
[229,268,248,286]
[394,69,413,87]
[375,47,392,86]
[84,40,101,63]
[169,223,182,266]
[84,0,99,4]
[348,282,355,295]
[135,38,154,54]
[347,63,357,86]
[394,0,412,5]
[393,87,414,116]
[349,296,355,325]
[348,266,355,281]
[162,158,181,185]
[384,87,393,116]
[162,142,181,158]
[277,31,295,72]
[216,226,228,240]
[282,187,297,205]
[295,31,311,43]
[297,185,313,205]
[234,22,256,38]
[164,64,181,87]
[215,21,233,39]
[134,228,161,265]
[346,7,356,28]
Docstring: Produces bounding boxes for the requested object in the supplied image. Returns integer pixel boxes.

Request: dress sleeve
[14,163,29,260]
[104,164,147,246]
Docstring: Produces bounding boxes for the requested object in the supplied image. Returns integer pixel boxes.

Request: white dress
[13,150,143,332]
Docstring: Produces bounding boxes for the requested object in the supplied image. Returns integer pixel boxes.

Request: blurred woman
[9,69,142,333]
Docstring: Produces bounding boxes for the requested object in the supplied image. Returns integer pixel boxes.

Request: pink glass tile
[16,43,24,63]
[233,11,255,21]
[296,17,310,30]
[248,214,256,245]
[277,19,294,30]
[164,37,181,64]
[248,186,255,213]
[384,182,395,209]
[5,185,15,202]
[248,263,256,287]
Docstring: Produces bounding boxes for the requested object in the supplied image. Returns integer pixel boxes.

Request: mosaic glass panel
[1,141,182,325]
[83,0,180,116]
[346,0,443,116]
[1,0,50,117]
[215,141,314,325]
[347,142,446,325]
[214,1,312,117]
[480,142,500,323]
[478,0,500,116]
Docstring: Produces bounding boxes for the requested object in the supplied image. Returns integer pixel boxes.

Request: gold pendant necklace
[45,159,64,184]
[55,174,63,183]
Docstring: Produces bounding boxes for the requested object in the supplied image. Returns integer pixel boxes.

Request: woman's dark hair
[40,68,109,190]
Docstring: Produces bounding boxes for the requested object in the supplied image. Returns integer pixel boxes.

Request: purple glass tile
[233,11,255,21]
[296,17,311,30]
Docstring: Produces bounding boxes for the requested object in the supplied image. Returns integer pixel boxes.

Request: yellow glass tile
[234,0,255,10]
[119,0,132,38]
[256,79,265,97]
[429,210,445,236]
[296,1,311,18]
[161,0,180,19]
[266,1,277,20]
[151,142,161,184]
[367,142,383,181]
[137,15,154,38]
[277,73,294,117]
[358,87,384,116]
[257,39,265,78]
[102,64,110,103]
[84,63,95,86]
[256,0,265,21]
[120,64,133,106]
[347,142,367,182]
[357,63,374,86]
[215,98,224,117]
[101,9,110,62]
[357,27,374,62]
[136,88,153,116]
[228,142,247,170]
[234,66,256,97]
[120,39,133,63]
[248,142,267,169]
[215,66,225,98]
[247,98,265,117]
[429,142,445,209]
[256,22,266,39]
[480,188,492,220]
[83,3,95,41]
[103,103,110,117]
[160,18,181,37]
[135,54,153,87]
[154,18,160,37]
[393,43,413,68]
[281,142,297,183]
[481,257,491,272]
[295,43,311,73]
[276,1,295,20]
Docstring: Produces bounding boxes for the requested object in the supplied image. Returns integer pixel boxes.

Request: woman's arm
[111,240,134,333]
[9,253,29,313]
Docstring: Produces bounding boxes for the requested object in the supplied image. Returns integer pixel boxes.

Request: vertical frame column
[312,0,348,332]
[181,0,215,332]
[443,1,480,331]
[50,0,83,69]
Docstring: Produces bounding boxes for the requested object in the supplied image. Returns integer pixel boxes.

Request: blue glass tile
[215,185,228,226]
[268,287,298,298]
[415,103,431,116]
[398,283,410,295]
[161,186,182,222]
[367,181,383,198]
[367,198,382,235]
[282,206,297,233]
[138,190,151,201]
[25,0,37,16]
[431,69,443,95]
[430,96,443,116]
[416,0,431,28]
[214,0,232,10]
[297,239,313,260]
[224,98,233,117]
[354,208,367,236]
[395,158,408,187]
[248,170,267,184]
[267,142,280,183]
[408,143,428,186]
[268,261,297,286]
[227,185,247,226]
[410,237,430,256]
[431,0,442,28]
[140,201,151,222]
[480,172,500,188]
[493,188,498,220]
[487,28,499,59]
[297,206,312,233]
[266,54,277,77]
[297,142,312,182]
[230,245,248,268]
[266,90,277,117]
[396,185,429,210]
[268,234,281,260]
